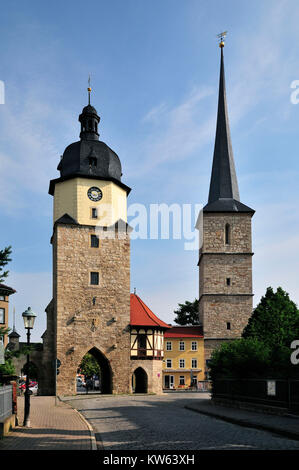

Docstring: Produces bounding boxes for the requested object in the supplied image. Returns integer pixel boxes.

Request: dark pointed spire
[204,39,254,213]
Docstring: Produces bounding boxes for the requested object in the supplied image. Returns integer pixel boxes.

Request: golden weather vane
[87,74,91,104]
[217,31,227,48]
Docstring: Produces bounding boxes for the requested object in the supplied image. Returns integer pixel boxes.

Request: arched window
[225,223,231,245]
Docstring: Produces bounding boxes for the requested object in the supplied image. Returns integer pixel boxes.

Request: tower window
[90,272,99,285]
[91,208,98,219]
[90,234,99,248]
[226,278,231,286]
[226,322,231,330]
[0,308,5,323]
[225,223,231,245]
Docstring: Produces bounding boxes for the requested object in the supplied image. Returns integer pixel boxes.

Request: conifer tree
[0,246,12,283]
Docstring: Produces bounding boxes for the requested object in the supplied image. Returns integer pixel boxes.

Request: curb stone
[58,396,98,450]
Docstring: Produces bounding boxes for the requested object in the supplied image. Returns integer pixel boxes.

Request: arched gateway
[79,347,112,394]
[132,367,148,393]
[39,96,170,397]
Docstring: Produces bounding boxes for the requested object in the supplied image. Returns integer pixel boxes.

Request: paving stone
[0,396,92,450]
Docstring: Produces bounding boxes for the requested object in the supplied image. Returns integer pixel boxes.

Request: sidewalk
[185,400,299,441]
[0,395,96,450]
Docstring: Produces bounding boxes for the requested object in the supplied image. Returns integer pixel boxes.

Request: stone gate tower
[198,41,255,368]
[41,92,132,396]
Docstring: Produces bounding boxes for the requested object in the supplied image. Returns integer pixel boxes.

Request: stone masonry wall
[53,223,131,396]
[201,212,252,253]
[130,360,164,395]
[39,300,56,395]
[199,295,253,339]
[199,212,254,358]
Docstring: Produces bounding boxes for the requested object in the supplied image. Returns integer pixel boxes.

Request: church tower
[198,38,255,369]
[41,88,132,396]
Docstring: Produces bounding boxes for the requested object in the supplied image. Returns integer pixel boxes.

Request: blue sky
[1,0,299,342]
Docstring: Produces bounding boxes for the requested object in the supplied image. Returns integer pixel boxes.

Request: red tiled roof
[164,326,203,338]
[130,294,170,329]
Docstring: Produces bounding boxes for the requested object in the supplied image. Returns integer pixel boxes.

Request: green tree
[0,246,12,283]
[0,326,34,381]
[242,287,299,348]
[174,299,199,325]
[209,338,272,379]
[0,357,16,376]
[209,287,299,379]
[0,326,16,378]
[78,353,100,378]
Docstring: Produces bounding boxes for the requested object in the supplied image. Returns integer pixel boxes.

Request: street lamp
[22,307,37,427]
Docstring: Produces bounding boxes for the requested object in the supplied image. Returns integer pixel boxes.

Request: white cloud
[134,86,215,176]
[142,102,168,123]
[0,85,76,215]
[128,0,299,184]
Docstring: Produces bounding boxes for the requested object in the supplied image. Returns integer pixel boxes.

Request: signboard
[267,380,276,396]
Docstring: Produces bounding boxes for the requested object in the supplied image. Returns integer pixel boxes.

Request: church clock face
[87,186,103,202]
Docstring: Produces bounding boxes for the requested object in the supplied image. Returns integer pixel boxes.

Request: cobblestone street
[65,393,299,450]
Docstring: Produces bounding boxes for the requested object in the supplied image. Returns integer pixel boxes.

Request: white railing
[0,385,12,422]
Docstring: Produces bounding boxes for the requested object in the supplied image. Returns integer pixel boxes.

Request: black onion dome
[49,102,131,195]
[57,139,122,181]
[82,104,98,114]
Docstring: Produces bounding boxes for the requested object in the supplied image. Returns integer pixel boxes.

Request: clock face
[87,186,103,202]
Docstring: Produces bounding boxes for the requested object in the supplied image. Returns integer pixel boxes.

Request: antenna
[217,31,227,48]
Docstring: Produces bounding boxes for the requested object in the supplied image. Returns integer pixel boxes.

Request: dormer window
[89,157,97,167]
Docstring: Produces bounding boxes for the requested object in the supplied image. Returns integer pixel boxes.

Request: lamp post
[22,307,37,427]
